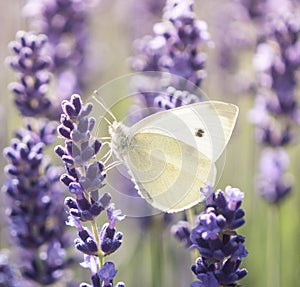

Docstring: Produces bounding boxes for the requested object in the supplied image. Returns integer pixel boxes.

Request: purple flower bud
[225,186,244,211]
[215,257,247,285]
[198,211,224,240]
[62,155,74,165]
[71,94,83,114]
[171,220,192,247]
[65,197,78,210]
[62,100,78,118]
[58,125,71,139]
[60,174,75,186]
[69,182,84,197]
[191,257,218,287]
[54,145,66,158]
[99,223,123,255]
[80,102,93,117]
[94,140,102,155]
[80,255,98,275]
[78,116,89,133]
[98,262,118,282]
[107,205,125,228]
[75,229,98,255]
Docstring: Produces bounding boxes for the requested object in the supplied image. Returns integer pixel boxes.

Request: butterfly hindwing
[123,132,216,212]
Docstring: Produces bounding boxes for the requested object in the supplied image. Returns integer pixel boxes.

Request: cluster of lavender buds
[55,94,125,287]
[131,0,210,111]
[23,0,97,108]
[250,12,300,203]
[187,186,247,287]
[7,31,52,118]
[0,252,24,287]
[132,0,210,87]
[3,29,74,285]
[129,0,210,127]
[3,119,73,285]
[258,147,291,203]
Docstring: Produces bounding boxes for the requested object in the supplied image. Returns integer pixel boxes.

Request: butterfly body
[109,121,131,160]
[108,101,238,213]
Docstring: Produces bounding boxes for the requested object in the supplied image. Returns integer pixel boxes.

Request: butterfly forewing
[129,101,239,162]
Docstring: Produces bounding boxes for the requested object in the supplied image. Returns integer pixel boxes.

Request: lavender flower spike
[23,0,98,102]
[56,94,125,287]
[250,12,300,203]
[258,147,292,203]
[132,0,210,87]
[190,185,247,287]
[3,120,73,285]
[131,0,210,114]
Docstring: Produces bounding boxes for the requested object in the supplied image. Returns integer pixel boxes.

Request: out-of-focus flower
[258,148,292,203]
[131,0,210,118]
[171,220,192,248]
[132,0,210,89]
[7,31,52,117]
[0,251,26,287]
[250,12,300,203]
[3,120,73,285]
[23,0,99,116]
[3,29,76,285]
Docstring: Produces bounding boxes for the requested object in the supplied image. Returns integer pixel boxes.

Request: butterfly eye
[195,128,204,137]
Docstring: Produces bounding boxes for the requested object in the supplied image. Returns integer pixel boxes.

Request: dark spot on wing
[195,128,204,137]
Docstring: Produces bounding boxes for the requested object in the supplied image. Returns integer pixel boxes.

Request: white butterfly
[106,101,238,213]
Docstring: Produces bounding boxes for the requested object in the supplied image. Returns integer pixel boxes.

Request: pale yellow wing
[123,132,216,213]
[129,101,239,161]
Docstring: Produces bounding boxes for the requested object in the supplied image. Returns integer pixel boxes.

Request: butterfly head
[109,121,131,161]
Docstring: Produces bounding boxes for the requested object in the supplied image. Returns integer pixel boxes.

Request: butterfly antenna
[102,116,112,126]
[98,141,113,164]
[97,136,111,140]
[102,150,113,165]
[105,160,122,172]
[93,91,118,122]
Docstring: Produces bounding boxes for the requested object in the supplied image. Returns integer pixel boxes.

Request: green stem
[91,219,105,267]
[150,216,164,287]
[266,204,280,287]
[86,190,104,267]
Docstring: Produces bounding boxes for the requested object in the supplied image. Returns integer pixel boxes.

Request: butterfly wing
[123,132,216,213]
[129,101,239,161]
